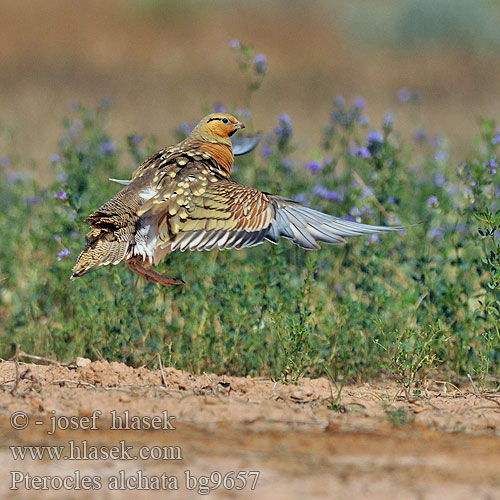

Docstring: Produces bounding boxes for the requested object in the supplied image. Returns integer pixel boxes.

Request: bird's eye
[221,118,230,124]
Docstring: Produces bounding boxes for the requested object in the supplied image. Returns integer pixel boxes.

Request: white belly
[130,217,172,266]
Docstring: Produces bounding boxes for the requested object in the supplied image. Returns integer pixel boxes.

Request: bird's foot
[128,258,184,287]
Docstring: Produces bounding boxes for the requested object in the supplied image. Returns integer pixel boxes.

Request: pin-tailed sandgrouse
[72,113,405,286]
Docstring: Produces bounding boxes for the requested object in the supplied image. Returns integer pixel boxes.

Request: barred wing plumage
[141,174,405,254]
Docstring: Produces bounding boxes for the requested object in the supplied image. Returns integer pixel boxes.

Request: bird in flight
[71,113,405,286]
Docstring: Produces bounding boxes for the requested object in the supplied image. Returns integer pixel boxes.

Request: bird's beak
[235,121,245,130]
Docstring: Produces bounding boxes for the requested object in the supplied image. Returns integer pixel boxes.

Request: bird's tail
[265,198,411,249]
[71,229,129,280]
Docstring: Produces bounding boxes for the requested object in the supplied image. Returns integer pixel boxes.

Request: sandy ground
[1,360,500,499]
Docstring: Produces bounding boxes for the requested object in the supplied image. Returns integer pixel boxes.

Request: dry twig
[157,353,168,388]
[467,374,480,396]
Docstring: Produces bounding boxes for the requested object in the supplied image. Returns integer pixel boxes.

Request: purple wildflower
[358,115,370,126]
[57,248,70,261]
[352,146,370,159]
[54,235,62,243]
[366,131,384,155]
[352,97,366,110]
[397,88,419,103]
[397,88,411,102]
[274,114,293,145]
[385,215,401,226]
[332,109,344,126]
[366,131,383,146]
[456,161,471,181]
[326,190,343,202]
[294,193,311,207]
[312,185,329,198]
[387,196,398,205]
[0,155,11,167]
[361,204,374,217]
[101,140,116,155]
[413,127,426,143]
[360,185,374,199]
[236,108,251,119]
[334,283,343,296]
[343,215,356,222]
[277,113,292,129]
[429,228,444,239]
[131,134,141,144]
[212,102,226,113]
[306,161,322,173]
[260,144,272,158]
[383,111,394,131]
[433,172,446,188]
[253,54,268,74]
[334,95,345,108]
[483,158,498,175]
[179,123,193,136]
[69,119,83,139]
[365,234,379,246]
[492,130,500,145]
[323,156,334,167]
[427,195,439,208]
[332,96,364,128]
[50,154,61,164]
[312,185,343,201]
[230,40,241,49]
[350,206,361,218]
[54,191,68,201]
[176,122,193,139]
[5,171,23,183]
[281,157,293,170]
[463,188,474,203]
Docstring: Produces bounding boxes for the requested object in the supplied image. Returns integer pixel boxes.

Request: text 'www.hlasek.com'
[9,410,260,494]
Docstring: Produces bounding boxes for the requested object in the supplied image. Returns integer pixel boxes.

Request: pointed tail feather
[109,178,131,185]
[71,233,129,280]
[266,199,411,249]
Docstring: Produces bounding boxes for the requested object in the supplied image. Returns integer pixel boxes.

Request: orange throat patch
[198,142,234,176]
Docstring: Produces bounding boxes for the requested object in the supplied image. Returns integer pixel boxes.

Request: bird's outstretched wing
[232,133,261,156]
[139,172,405,253]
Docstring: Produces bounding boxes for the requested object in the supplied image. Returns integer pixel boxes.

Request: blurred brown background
[1,0,500,179]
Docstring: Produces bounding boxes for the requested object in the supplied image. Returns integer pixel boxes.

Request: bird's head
[190,113,245,145]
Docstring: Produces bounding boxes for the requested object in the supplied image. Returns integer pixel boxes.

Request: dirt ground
[1,360,500,499]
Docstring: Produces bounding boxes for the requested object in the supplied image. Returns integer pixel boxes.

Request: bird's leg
[127,257,184,286]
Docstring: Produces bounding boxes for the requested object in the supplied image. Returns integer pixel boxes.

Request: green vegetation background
[1,43,500,390]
